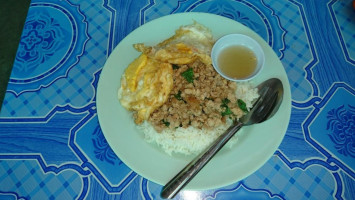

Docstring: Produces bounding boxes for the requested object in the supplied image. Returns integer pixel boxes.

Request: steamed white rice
[138,82,259,155]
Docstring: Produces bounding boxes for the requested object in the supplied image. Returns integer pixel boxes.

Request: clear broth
[217,45,257,79]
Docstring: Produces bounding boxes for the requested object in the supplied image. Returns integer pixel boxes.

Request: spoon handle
[161,121,243,199]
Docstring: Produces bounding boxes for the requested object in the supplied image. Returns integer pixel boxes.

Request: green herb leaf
[221,98,230,109]
[222,98,230,105]
[172,64,180,70]
[221,107,233,116]
[221,98,233,116]
[181,68,194,83]
[237,99,248,113]
[161,119,170,127]
[174,90,183,101]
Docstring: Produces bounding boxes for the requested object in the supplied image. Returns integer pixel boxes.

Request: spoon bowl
[242,78,283,125]
[161,78,284,199]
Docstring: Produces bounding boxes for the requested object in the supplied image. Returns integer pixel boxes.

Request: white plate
[97,12,291,190]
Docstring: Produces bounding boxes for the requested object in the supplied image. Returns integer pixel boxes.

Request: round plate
[97,12,291,190]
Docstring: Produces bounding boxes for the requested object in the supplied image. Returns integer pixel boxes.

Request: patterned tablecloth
[1,0,354,199]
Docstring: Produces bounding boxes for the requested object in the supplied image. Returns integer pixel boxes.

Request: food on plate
[119,53,173,124]
[149,60,244,133]
[118,22,259,155]
[133,22,213,65]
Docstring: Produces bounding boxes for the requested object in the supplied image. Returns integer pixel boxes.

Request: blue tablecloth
[1,0,354,199]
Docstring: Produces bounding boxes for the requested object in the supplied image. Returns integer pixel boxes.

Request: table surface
[1,0,354,199]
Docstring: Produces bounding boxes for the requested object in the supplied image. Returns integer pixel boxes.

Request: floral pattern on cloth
[327,105,355,157]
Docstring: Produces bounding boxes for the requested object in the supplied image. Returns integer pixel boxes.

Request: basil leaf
[237,99,248,113]
[221,107,233,116]
[222,98,230,105]
[181,68,194,83]
[161,119,170,127]
[174,90,183,101]
[172,64,180,70]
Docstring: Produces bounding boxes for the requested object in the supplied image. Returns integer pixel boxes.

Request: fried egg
[119,55,173,124]
[134,22,214,65]
[119,22,214,124]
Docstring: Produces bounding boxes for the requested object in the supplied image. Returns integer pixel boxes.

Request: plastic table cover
[0,0,354,199]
